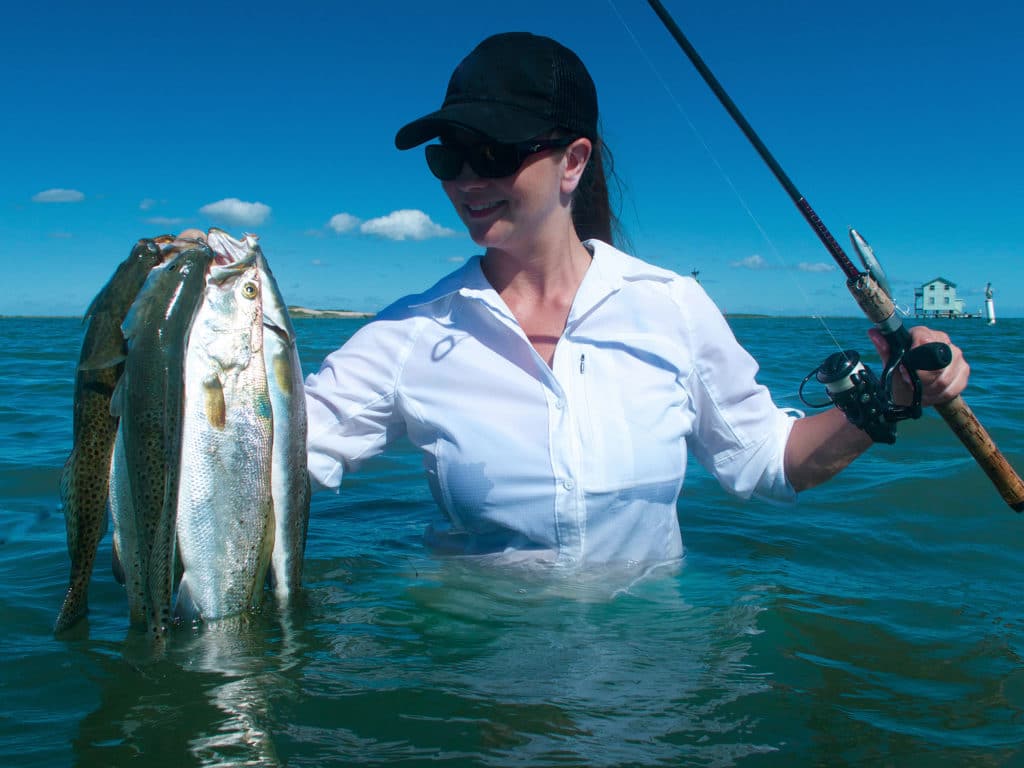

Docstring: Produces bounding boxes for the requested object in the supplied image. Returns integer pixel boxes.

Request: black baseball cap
[395,32,598,149]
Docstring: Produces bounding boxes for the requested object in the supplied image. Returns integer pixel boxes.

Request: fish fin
[174,577,203,625]
[77,314,127,371]
[120,287,152,343]
[109,375,128,419]
[270,351,294,398]
[79,350,127,373]
[204,377,227,429]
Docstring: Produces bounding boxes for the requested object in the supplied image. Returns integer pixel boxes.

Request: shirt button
[563,479,575,491]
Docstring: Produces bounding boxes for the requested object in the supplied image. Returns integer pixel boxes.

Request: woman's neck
[480,229,593,367]
[481,228,591,301]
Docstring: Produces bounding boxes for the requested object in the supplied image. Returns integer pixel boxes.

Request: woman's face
[439,132,581,252]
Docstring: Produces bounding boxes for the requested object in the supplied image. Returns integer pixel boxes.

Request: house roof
[922,277,957,288]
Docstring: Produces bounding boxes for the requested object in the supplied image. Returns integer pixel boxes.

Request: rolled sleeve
[680,284,798,504]
[304,317,413,492]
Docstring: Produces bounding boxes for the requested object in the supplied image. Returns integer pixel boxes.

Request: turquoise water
[1,315,1022,767]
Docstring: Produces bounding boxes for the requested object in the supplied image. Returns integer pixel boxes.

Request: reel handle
[903,341,952,372]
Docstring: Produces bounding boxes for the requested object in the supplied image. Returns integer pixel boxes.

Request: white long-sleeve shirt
[305,240,797,566]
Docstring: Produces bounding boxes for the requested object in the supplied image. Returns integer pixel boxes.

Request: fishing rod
[646,0,1024,511]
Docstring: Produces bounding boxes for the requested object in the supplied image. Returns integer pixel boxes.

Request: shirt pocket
[576,339,691,494]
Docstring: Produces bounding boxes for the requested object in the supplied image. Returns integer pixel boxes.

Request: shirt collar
[567,239,678,326]
[406,239,677,323]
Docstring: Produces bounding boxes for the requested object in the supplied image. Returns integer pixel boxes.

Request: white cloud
[797,262,836,273]
[328,213,361,234]
[32,188,85,203]
[359,209,457,241]
[730,254,835,273]
[731,254,771,270]
[199,197,271,227]
[139,198,157,210]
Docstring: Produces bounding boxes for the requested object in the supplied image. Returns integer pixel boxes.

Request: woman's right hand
[175,228,207,242]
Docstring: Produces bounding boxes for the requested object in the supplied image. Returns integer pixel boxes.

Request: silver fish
[109,239,214,647]
[208,229,310,604]
[54,237,168,633]
[174,236,276,622]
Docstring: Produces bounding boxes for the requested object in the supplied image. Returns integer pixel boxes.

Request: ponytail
[571,134,622,247]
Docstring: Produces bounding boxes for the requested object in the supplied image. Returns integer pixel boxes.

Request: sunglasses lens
[471,144,520,178]
[426,137,571,180]
[425,144,465,181]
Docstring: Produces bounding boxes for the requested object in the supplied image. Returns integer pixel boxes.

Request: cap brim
[395,102,556,149]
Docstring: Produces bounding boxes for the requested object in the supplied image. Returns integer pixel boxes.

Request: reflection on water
[65,563,783,767]
[72,607,308,768]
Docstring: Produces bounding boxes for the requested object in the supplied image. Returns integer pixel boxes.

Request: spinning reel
[799,342,952,444]
[799,229,953,443]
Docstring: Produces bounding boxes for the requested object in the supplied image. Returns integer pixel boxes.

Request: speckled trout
[109,239,213,647]
[54,237,169,634]
[175,231,308,621]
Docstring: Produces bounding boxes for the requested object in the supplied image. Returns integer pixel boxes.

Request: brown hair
[571,132,623,247]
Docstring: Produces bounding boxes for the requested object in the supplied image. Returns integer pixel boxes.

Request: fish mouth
[207,228,259,279]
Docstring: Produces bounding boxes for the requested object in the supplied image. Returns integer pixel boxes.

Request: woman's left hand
[868,325,970,407]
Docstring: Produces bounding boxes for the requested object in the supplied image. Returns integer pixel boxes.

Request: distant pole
[985,283,996,325]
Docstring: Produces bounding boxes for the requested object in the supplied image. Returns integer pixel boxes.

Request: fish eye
[241,281,259,299]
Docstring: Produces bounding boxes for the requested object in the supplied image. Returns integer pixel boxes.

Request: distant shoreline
[288,306,376,319]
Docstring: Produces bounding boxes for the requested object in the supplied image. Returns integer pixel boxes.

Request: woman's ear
[561,137,592,195]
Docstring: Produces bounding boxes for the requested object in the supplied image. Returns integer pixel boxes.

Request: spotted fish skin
[54,237,168,634]
[110,240,213,649]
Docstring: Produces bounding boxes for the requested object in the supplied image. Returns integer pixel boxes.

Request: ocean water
[1,315,1022,767]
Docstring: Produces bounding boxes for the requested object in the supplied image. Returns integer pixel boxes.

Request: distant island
[288,306,375,319]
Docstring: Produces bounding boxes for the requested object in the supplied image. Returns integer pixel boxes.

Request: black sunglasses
[424,136,578,181]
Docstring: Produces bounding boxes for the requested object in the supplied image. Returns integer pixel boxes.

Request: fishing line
[612,1,1024,512]
[603,0,846,357]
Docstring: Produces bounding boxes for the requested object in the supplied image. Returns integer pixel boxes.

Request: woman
[303,32,968,566]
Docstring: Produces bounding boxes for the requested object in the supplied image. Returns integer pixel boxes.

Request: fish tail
[54,449,104,634]
[53,586,87,634]
[146,492,178,642]
[173,575,202,625]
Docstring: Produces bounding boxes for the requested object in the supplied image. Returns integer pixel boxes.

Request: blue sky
[2,1,1021,317]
